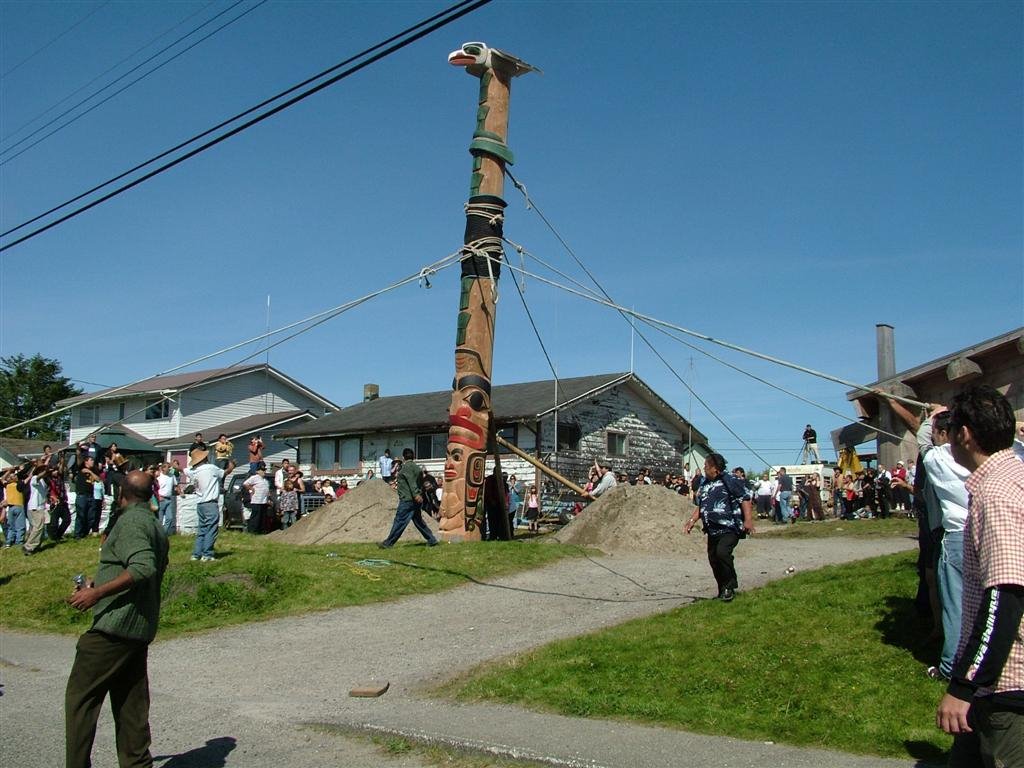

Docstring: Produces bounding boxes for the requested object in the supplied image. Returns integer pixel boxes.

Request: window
[496,424,517,451]
[145,399,170,420]
[339,437,359,468]
[79,405,99,427]
[118,402,125,420]
[557,422,581,451]
[416,432,448,460]
[315,439,335,469]
[313,437,362,469]
[606,430,627,457]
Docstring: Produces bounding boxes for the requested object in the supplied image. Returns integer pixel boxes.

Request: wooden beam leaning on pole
[495,435,588,497]
[438,42,539,542]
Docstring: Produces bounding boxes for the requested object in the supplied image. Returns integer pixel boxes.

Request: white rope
[1,250,464,437]
[487,253,929,411]
[506,238,908,442]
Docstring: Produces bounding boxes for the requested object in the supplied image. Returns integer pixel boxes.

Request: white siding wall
[178,373,327,434]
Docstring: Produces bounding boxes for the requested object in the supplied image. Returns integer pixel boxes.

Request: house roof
[56,364,339,411]
[846,326,1024,400]
[152,410,314,449]
[276,372,709,446]
[0,437,52,458]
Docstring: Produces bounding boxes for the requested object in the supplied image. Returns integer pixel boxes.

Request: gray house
[57,364,338,469]
[277,372,711,489]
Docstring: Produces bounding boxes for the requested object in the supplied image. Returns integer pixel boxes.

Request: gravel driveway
[1,534,930,768]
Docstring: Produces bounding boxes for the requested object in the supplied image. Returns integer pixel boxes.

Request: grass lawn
[766,516,920,539]
[0,532,578,639]
[444,549,951,763]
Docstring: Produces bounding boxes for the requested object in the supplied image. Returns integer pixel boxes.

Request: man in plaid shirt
[935,385,1024,767]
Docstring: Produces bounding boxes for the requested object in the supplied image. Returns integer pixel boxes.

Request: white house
[276,372,712,491]
[57,364,339,469]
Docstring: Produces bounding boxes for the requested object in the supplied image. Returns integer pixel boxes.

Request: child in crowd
[278,480,299,529]
[525,486,540,532]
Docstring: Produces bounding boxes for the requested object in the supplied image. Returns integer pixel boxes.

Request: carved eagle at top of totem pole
[447,41,541,77]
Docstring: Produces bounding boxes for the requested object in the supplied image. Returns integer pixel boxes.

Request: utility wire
[0,0,492,252]
[0,250,463,436]
[1,2,110,80]
[1,0,259,164]
[508,263,561,394]
[2,1,217,146]
[2,0,480,239]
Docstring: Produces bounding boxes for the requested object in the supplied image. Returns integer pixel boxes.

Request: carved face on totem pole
[439,369,491,534]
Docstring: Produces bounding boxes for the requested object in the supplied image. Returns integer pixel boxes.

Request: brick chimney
[363,384,379,402]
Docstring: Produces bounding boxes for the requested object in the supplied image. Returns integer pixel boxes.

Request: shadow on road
[155,736,236,767]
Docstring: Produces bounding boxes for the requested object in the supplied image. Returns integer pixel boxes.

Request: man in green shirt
[379,448,439,548]
[65,470,169,768]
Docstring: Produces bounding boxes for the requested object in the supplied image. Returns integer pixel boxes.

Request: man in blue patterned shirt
[685,453,755,602]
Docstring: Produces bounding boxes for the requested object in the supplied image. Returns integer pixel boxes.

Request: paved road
[1,535,935,767]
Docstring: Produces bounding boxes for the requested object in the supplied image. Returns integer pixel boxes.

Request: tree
[0,354,82,440]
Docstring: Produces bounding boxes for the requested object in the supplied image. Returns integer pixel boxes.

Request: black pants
[247,503,267,534]
[65,629,153,768]
[706,532,740,593]
[48,501,71,541]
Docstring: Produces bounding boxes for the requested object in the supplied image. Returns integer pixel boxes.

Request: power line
[1,1,217,146]
[0,0,259,164]
[1,2,111,80]
[0,0,493,252]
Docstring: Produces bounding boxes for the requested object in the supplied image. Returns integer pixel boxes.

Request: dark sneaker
[926,666,949,681]
[426,539,439,547]
[720,588,735,602]
[377,541,393,549]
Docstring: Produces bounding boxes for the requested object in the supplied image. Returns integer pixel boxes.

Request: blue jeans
[4,504,25,545]
[778,492,792,522]
[937,529,964,677]
[74,496,91,538]
[159,497,177,536]
[192,500,220,559]
[382,500,437,546]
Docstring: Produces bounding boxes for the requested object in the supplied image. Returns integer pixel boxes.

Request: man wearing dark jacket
[379,448,439,548]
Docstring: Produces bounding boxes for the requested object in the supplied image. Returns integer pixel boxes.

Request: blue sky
[1,0,1021,472]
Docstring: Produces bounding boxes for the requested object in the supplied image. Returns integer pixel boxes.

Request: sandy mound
[553,483,705,555]
[268,479,438,546]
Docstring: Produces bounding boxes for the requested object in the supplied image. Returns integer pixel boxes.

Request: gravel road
[1,534,933,768]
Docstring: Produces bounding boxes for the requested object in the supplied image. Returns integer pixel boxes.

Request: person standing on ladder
[802,424,822,464]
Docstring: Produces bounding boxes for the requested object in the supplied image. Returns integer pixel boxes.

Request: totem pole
[439,42,538,542]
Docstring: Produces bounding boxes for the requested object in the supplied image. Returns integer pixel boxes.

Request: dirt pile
[268,479,438,546]
[552,483,704,555]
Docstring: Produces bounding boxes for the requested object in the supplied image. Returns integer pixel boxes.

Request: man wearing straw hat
[185,447,235,562]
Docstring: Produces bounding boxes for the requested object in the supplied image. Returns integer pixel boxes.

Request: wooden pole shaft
[437,64,513,542]
[495,435,588,497]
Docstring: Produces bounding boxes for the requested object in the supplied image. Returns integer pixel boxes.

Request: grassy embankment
[0,531,578,638]
[444,545,951,762]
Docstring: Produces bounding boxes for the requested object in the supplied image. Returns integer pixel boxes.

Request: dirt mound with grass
[268,478,438,546]
[552,483,704,554]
